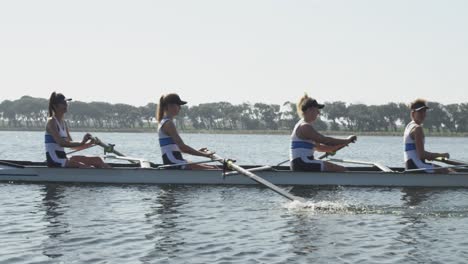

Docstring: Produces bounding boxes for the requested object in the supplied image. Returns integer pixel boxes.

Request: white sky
[1,0,467,106]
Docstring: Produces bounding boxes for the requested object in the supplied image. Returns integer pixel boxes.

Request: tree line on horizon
[1,95,468,133]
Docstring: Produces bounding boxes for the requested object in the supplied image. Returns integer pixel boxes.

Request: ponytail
[48,92,57,117]
[156,95,165,122]
[296,93,310,117]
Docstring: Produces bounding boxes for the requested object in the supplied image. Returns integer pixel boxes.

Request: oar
[211,154,306,203]
[328,158,394,172]
[404,164,468,173]
[93,137,127,157]
[435,157,468,166]
[318,144,349,160]
[156,159,223,170]
[66,143,98,155]
[224,165,273,176]
[275,143,349,167]
[92,137,139,164]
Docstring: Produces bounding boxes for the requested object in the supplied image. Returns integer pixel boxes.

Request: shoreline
[1,127,467,137]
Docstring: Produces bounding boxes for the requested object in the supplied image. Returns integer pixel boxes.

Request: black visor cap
[411,102,429,112]
[54,93,72,104]
[164,94,187,105]
[302,99,325,112]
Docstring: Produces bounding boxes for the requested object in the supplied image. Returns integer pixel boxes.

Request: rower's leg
[66,158,93,168]
[69,156,110,168]
[323,161,348,172]
[81,156,111,168]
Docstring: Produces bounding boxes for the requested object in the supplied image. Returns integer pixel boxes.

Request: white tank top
[158,118,182,155]
[290,120,316,160]
[45,117,68,155]
[403,121,424,162]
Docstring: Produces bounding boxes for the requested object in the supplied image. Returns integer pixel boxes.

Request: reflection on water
[41,185,69,259]
[142,186,187,262]
[401,188,433,207]
[1,183,468,264]
[395,188,433,263]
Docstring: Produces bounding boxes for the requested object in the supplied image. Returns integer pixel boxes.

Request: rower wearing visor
[45,92,110,168]
[156,93,216,170]
[290,94,357,172]
[403,99,450,173]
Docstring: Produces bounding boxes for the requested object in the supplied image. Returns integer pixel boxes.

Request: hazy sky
[1,0,467,106]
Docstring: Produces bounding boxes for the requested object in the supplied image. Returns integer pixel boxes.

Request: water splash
[284,200,468,217]
[284,200,350,213]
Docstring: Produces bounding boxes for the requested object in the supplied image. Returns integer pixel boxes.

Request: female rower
[290,94,357,172]
[403,99,450,173]
[157,93,216,170]
[45,92,110,168]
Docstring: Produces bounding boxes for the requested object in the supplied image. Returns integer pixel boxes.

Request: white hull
[1,160,468,187]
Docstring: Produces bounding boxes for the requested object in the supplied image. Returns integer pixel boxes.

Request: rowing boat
[2,159,468,187]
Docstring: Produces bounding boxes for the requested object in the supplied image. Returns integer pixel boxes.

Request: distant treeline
[1,96,468,133]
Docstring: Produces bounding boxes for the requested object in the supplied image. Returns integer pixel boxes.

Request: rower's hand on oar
[81,133,93,144]
[432,153,450,161]
[199,148,215,157]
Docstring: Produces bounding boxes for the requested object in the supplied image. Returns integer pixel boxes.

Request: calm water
[1,131,468,263]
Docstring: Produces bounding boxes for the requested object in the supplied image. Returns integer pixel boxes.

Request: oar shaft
[93,137,139,164]
[224,165,273,176]
[228,161,302,202]
[212,154,304,202]
[328,158,393,172]
[157,159,222,169]
[404,164,468,173]
[66,144,98,155]
[318,144,348,160]
[435,157,468,166]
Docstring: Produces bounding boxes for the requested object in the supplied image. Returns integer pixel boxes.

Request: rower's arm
[162,121,211,158]
[413,126,449,160]
[316,143,347,153]
[65,124,95,150]
[298,125,353,146]
[65,122,73,141]
[46,119,86,148]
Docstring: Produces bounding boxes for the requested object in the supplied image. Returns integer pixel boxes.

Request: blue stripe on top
[159,137,176,147]
[405,143,416,151]
[291,141,315,149]
[45,134,56,143]
[45,135,68,144]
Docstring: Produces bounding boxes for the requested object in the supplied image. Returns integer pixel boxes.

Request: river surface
[1,131,468,263]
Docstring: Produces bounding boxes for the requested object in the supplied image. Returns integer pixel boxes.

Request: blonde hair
[297,93,312,117]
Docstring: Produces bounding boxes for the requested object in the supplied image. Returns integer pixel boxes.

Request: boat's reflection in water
[41,184,69,259]
[141,185,187,261]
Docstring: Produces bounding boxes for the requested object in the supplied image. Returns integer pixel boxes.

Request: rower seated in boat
[45,92,110,168]
[290,94,357,172]
[404,99,450,173]
[157,93,216,170]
